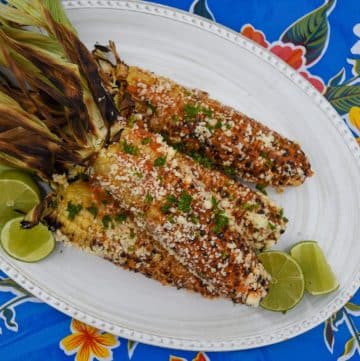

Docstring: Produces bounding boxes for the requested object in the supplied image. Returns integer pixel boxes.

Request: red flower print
[300,71,326,93]
[241,24,269,48]
[270,43,306,70]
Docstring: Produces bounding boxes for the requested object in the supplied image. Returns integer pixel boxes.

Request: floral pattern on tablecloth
[0,0,359,360]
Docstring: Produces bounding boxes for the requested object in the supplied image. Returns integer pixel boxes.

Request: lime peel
[259,251,305,312]
[290,241,339,296]
[1,217,55,263]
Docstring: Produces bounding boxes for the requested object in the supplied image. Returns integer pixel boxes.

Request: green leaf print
[190,0,215,21]
[324,85,360,115]
[338,336,356,361]
[328,67,345,86]
[280,0,336,65]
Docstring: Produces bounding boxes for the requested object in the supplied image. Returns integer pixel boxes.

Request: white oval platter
[0,0,359,351]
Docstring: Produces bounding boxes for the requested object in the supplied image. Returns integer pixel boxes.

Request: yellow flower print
[60,319,119,361]
[349,106,360,131]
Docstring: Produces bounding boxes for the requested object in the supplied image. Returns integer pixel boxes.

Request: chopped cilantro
[161,193,192,214]
[202,108,213,117]
[128,114,138,128]
[172,114,179,123]
[190,151,213,169]
[260,152,273,167]
[167,194,177,203]
[213,211,229,234]
[167,215,175,224]
[279,208,284,217]
[283,216,289,223]
[173,142,186,153]
[141,137,151,145]
[115,212,127,223]
[178,191,193,213]
[86,205,98,218]
[256,184,268,195]
[223,166,236,177]
[146,101,157,114]
[154,156,167,167]
[221,251,228,259]
[129,228,136,239]
[215,120,222,129]
[160,194,177,214]
[121,140,139,156]
[211,196,218,208]
[211,196,229,234]
[67,202,82,220]
[145,194,153,204]
[183,103,200,119]
[102,215,112,228]
[268,222,276,230]
[242,202,260,211]
[134,171,143,179]
[190,215,199,224]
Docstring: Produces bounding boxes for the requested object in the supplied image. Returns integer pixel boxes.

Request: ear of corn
[93,45,313,187]
[48,181,218,298]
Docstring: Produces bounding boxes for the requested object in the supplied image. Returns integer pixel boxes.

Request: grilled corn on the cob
[94,46,313,187]
[49,181,217,298]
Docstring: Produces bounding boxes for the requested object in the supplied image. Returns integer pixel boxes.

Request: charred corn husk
[49,181,217,298]
[92,125,280,304]
[94,46,313,187]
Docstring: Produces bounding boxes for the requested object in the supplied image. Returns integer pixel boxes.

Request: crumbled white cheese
[246,212,269,229]
[256,133,274,147]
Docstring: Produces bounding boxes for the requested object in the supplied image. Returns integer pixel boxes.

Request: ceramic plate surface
[0,0,359,351]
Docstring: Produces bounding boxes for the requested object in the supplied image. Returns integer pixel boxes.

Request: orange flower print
[241,24,269,48]
[270,43,306,70]
[170,357,187,361]
[193,352,210,361]
[60,319,119,361]
[300,71,325,93]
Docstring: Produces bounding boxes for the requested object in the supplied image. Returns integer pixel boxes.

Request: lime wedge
[258,251,305,312]
[1,217,55,262]
[290,241,339,295]
[0,170,40,230]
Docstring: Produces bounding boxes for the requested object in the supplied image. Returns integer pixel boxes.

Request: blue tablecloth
[1,1,360,360]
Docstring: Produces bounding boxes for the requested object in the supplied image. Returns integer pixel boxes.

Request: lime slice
[258,251,305,312]
[290,241,339,295]
[0,170,40,230]
[1,217,55,262]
